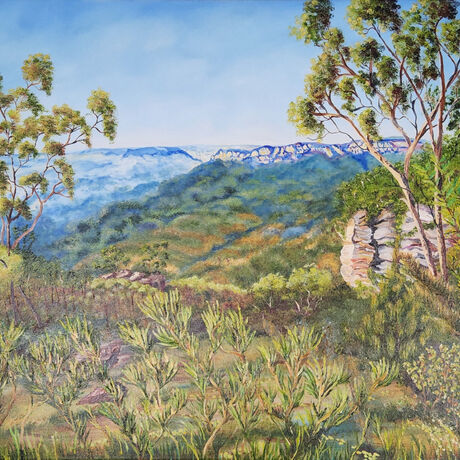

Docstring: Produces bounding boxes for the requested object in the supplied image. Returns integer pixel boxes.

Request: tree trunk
[361,140,439,278]
[10,281,19,323]
[0,217,5,246]
[17,285,43,328]
[434,147,449,282]
[400,182,438,278]
[434,204,448,282]
[5,222,10,255]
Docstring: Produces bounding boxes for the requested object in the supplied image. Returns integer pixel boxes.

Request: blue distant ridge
[123,146,200,161]
[211,137,422,165]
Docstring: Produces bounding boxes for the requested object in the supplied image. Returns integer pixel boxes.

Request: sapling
[19,316,105,449]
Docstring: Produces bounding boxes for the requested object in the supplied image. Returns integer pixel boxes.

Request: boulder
[129,272,145,282]
[115,269,133,279]
[79,387,112,405]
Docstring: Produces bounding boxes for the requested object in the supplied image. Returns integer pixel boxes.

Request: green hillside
[49,155,377,285]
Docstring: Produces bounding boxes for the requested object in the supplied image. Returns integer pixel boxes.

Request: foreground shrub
[405,343,460,431]
[93,289,399,459]
[357,267,432,367]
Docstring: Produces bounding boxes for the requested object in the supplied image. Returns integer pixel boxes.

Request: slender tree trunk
[5,221,10,255]
[17,285,43,328]
[0,217,5,246]
[434,173,449,283]
[367,140,439,277]
[400,180,438,278]
[10,281,19,323]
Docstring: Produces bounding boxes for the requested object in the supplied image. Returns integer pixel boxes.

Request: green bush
[251,273,287,309]
[405,343,460,430]
[93,290,398,459]
[356,267,433,367]
[286,265,333,313]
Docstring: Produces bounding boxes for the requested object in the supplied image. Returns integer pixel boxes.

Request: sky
[2,0,353,149]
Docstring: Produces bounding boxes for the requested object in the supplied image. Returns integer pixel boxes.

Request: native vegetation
[289,0,459,281]
[0,1,458,458]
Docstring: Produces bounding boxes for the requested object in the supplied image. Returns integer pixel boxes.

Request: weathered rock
[99,270,166,290]
[115,269,133,279]
[340,211,374,286]
[340,205,456,286]
[399,204,453,267]
[129,272,145,282]
[79,383,127,405]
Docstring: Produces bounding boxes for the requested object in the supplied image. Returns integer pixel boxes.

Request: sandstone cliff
[340,205,454,286]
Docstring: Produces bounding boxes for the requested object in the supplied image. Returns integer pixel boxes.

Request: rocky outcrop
[212,138,422,164]
[372,209,396,275]
[340,211,375,286]
[340,205,455,286]
[100,270,166,290]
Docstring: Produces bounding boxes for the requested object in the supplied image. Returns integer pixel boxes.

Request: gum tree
[289,0,459,280]
[0,54,117,253]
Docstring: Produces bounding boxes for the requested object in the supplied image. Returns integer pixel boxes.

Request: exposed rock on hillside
[100,270,166,290]
[340,205,454,286]
[340,211,375,286]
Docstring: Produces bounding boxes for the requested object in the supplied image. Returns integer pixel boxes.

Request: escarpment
[340,205,455,286]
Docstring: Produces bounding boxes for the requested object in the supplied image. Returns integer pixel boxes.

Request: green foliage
[251,265,334,313]
[18,316,105,446]
[170,276,247,295]
[87,89,117,142]
[93,244,128,273]
[21,54,54,95]
[0,322,23,426]
[290,0,459,140]
[0,54,116,251]
[252,273,286,309]
[139,241,169,274]
[291,0,333,45]
[93,289,400,459]
[357,266,433,366]
[335,163,406,220]
[286,265,333,312]
[259,324,397,458]
[405,343,460,429]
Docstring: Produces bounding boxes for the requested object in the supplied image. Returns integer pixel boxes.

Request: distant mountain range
[211,138,421,164]
[24,138,415,254]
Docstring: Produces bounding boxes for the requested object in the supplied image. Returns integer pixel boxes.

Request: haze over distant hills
[25,138,415,254]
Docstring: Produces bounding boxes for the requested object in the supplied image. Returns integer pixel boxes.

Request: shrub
[19,316,106,448]
[404,343,460,430]
[286,265,333,313]
[356,267,432,367]
[0,322,23,427]
[94,289,398,459]
[251,273,287,309]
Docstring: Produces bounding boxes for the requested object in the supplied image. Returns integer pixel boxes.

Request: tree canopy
[0,54,117,252]
[289,0,459,281]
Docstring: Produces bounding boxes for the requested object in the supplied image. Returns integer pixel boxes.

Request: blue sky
[1,0,353,148]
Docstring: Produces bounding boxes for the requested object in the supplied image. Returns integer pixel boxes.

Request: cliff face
[340,205,454,286]
[212,138,422,164]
